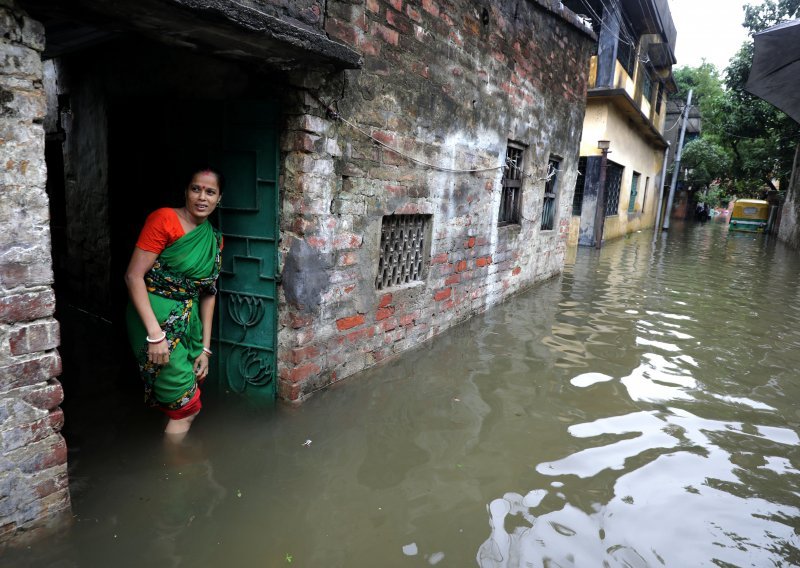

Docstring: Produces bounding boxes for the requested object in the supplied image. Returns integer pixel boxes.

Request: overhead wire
[316,96,558,181]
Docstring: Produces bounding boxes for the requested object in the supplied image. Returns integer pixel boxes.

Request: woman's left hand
[193,352,210,382]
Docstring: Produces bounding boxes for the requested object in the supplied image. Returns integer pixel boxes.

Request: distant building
[562,0,678,246]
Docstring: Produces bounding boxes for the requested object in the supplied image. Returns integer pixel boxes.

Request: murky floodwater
[8,220,800,567]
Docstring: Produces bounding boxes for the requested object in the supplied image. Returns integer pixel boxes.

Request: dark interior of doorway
[42,36,284,462]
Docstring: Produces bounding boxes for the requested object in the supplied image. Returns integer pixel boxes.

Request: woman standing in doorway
[125,168,223,437]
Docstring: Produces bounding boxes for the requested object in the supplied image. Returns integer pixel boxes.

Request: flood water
[8,220,800,567]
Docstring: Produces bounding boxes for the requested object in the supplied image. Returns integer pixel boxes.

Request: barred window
[499,143,524,225]
[541,158,559,230]
[375,214,429,290]
[628,171,641,213]
[572,157,587,216]
[642,70,653,102]
[604,162,624,217]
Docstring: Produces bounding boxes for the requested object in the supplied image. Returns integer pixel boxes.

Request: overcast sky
[669,0,752,71]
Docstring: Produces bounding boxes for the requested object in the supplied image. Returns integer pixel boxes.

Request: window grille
[375,214,428,290]
[572,157,587,216]
[642,70,653,102]
[541,158,559,230]
[499,143,524,225]
[604,162,624,217]
[628,171,640,213]
[617,27,636,77]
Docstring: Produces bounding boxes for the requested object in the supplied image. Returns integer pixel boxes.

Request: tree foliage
[669,0,800,198]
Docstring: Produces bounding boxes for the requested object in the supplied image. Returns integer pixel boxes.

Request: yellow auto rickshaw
[728,199,770,232]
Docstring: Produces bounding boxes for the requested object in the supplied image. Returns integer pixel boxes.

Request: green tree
[681,138,731,190]
[670,1,800,197]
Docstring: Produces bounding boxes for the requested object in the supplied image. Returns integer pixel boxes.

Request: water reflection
[478,223,800,566]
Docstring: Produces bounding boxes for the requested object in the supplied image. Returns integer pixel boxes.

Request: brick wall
[277,0,594,400]
[0,0,70,543]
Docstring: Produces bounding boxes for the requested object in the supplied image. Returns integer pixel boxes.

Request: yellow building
[563,0,677,247]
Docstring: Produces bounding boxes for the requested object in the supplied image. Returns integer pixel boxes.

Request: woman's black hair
[189,166,224,193]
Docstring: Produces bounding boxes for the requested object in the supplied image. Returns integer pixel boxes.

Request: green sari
[127,220,222,413]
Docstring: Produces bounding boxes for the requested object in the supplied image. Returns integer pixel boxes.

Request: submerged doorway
[109,98,279,401]
[108,98,280,403]
[40,38,284,458]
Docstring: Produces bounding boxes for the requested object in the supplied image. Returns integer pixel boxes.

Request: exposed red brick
[0,290,56,324]
[386,9,412,34]
[381,317,398,332]
[373,22,399,45]
[476,255,493,268]
[307,236,327,249]
[422,0,439,17]
[20,380,64,411]
[338,251,358,266]
[456,260,468,272]
[9,320,60,356]
[388,0,403,11]
[445,274,460,286]
[376,306,395,321]
[290,345,322,365]
[39,437,67,472]
[1,353,62,390]
[287,362,321,384]
[434,288,452,301]
[366,0,380,13]
[372,129,396,145]
[333,233,363,250]
[466,237,476,248]
[403,5,422,25]
[48,408,65,432]
[431,252,448,265]
[325,17,359,46]
[400,314,416,327]
[379,293,393,308]
[347,326,376,343]
[289,312,313,329]
[336,314,365,331]
[512,266,522,276]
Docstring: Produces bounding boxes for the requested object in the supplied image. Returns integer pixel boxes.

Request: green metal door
[212,101,280,402]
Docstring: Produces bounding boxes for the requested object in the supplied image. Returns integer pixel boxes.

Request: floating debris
[302,439,312,447]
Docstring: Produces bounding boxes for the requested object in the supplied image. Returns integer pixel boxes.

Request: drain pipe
[663,89,693,231]
[653,143,670,242]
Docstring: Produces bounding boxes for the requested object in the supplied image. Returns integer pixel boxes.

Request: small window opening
[376,214,429,290]
[541,158,560,230]
[499,143,524,225]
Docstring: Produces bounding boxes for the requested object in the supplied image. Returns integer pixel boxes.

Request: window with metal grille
[642,70,653,102]
[499,143,524,225]
[604,162,624,217]
[541,158,559,230]
[628,171,641,213]
[375,214,429,290]
[617,28,636,78]
[572,157,587,216]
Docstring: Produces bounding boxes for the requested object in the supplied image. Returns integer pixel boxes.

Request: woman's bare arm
[125,247,170,364]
